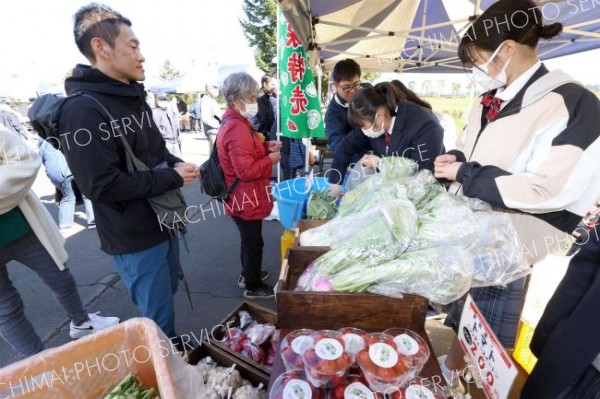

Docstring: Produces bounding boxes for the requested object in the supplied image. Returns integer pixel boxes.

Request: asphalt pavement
[0,132,282,368]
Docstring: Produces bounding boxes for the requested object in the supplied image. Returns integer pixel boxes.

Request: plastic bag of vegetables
[297,199,418,290]
[337,183,409,218]
[406,169,446,209]
[363,247,473,304]
[406,193,481,252]
[377,156,417,183]
[300,195,415,248]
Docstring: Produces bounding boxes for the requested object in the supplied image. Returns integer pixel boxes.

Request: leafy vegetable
[307,190,338,220]
[104,374,159,399]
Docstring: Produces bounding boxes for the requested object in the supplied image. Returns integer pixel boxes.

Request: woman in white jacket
[434,0,600,391]
[0,126,118,357]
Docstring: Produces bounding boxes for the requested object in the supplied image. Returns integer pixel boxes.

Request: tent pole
[277,8,281,183]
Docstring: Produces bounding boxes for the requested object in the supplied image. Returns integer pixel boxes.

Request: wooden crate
[187,341,269,387]
[275,247,428,332]
[293,219,329,247]
[211,301,278,376]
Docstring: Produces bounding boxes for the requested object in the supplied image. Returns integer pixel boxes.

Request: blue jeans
[59,176,94,229]
[111,239,179,338]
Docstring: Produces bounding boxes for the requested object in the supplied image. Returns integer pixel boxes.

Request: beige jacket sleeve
[0,126,41,214]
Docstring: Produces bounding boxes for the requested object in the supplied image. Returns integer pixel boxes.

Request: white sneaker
[69,312,120,339]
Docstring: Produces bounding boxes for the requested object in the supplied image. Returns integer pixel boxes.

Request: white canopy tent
[278,0,600,73]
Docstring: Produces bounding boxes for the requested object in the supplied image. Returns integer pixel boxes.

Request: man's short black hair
[331,59,361,83]
[73,3,132,63]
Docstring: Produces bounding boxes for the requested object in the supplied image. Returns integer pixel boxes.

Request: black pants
[232,217,264,291]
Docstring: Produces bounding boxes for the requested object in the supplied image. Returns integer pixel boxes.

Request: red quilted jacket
[216,108,274,220]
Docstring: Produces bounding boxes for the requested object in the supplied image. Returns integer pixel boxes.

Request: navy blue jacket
[521,232,600,398]
[328,100,444,184]
[325,93,353,153]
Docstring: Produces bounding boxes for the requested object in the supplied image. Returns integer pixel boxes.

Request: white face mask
[472,42,511,91]
[241,101,258,118]
[361,114,385,138]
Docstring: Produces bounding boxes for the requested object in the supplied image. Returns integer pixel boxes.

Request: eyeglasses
[339,81,361,92]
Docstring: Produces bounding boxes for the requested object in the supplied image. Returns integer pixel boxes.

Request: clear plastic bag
[297,199,418,290]
[345,247,473,304]
[406,193,480,252]
[244,322,276,346]
[345,162,377,192]
[466,211,530,287]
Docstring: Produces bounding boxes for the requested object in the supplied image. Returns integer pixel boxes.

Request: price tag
[458,295,518,399]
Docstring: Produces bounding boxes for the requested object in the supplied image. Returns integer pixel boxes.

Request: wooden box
[187,341,269,387]
[275,247,428,332]
[210,301,278,376]
[294,219,329,247]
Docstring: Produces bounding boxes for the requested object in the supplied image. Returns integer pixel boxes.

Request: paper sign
[458,295,518,399]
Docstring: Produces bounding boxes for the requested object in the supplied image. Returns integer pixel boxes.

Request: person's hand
[269,151,281,164]
[268,141,283,152]
[329,184,343,199]
[434,162,462,181]
[174,163,200,186]
[434,154,457,168]
[360,154,381,168]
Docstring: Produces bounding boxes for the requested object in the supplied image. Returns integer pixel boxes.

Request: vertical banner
[277,9,325,139]
[458,295,518,399]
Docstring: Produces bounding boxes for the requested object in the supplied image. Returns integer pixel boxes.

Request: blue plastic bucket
[272,177,333,229]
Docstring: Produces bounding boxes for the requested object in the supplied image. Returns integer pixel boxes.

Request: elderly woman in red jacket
[217,72,281,299]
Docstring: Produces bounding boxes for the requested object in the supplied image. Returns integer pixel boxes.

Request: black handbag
[80,94,188,229]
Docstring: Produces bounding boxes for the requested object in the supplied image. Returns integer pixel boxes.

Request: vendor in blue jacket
[325,59,362,153]
[328,82,444,195]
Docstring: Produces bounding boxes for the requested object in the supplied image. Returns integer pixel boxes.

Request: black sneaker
[238,271,269,288]
[244,284,275,299]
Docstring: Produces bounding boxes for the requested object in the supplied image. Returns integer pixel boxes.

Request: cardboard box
[0,318,204,399]
[275,247,428,332]
[210,302,278,376]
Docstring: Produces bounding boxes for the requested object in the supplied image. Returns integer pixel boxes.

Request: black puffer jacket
[59,64,184,255]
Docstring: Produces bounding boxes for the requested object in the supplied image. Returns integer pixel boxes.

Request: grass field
[422,96,472,133]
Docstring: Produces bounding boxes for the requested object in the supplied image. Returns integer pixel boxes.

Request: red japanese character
[290,86,308,115]
[285,24,302,48]
[287,53,305,83]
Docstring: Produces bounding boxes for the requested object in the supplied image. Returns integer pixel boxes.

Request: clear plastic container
[383,328,430,379]
[302,330,352,388]
[338,327,368,363]
[356,333,412,393]
[400,381,446,399]
[329,381,385,399]
[269,369,326,399]
[280,329,316,371]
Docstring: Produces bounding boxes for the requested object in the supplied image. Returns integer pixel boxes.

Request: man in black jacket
[521,227,600,398]
[256,74,276,139]
[57,3,199,340]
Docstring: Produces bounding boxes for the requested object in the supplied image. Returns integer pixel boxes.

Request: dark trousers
[0,231,88,356]
[232,217,264,291]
